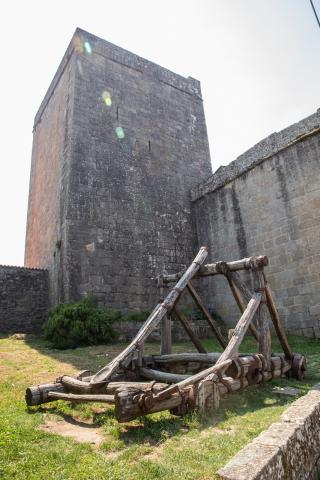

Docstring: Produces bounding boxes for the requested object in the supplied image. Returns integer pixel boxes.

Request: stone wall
[218,384,320,479]
[0,266,48,334]
[24,39,75,306]
[25,27,212,312]
[191,109,320,338]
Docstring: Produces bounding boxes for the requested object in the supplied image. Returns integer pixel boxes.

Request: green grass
[0,335,319,479]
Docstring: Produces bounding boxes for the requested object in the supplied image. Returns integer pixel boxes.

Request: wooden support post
[186,282,227,348]
[225,272,259,341]
[196,378,220,413]
[173,306,207,353]
[253,268,271,370]
[158,274,172,354]
[263,272,293,360]
[137,346,144,367]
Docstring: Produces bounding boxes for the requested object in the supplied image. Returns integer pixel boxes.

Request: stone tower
[25,28,212,310]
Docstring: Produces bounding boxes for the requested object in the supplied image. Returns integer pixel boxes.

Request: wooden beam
[215,293,262,366]
[162,256,269,283]
[139,368,189,383]
[225,273,259,341]
[173,306,207,353]
[186,282,227,348]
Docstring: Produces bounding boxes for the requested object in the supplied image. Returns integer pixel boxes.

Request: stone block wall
[25,28,212,312]
[0,266,48,334]
[191,109,320,338]
[218,384,320,479]
[24,39,75,306]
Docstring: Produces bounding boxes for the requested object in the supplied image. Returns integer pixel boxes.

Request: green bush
[121,310,151,323]
[43,297,119,349]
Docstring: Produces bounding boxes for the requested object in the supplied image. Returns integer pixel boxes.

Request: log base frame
[25,249,306,423]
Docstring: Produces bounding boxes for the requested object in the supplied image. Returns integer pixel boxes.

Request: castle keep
[1,28,320,338]
[24,28,212,310]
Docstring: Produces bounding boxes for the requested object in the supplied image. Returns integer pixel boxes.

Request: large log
[60,375,105,394]
[115,360,232,422]
[186,282,227,348]
[90,247,208,385]
[115,389,184,422]
[173,306,207,353]
[105,381,168,394]
[162,256,269,283]
[25,383,65,406]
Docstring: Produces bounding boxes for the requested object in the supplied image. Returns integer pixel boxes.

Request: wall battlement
[191,108,320,201]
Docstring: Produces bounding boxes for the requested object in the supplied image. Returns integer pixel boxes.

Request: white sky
[0,0,319,266]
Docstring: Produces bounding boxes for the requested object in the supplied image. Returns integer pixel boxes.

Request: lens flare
[72,35,84,53]
[102,91,112,106]
[76,59,83,76]
[84,41,92,54]
[115,127,125,139]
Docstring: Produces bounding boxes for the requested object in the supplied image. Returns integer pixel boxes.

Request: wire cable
[309,0,320,28]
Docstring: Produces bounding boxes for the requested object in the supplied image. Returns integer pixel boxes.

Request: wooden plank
[186,282,227,348]
[173,306,207,353]
[150,352,220,363]
[226,273,259,341]
[215,293,262,366]
[90,247,208,385]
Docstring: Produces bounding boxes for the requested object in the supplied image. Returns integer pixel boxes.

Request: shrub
[121,310,151,323]
[43,297,119,349]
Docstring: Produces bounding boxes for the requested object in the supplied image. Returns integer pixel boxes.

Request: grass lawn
[0,334,319,480]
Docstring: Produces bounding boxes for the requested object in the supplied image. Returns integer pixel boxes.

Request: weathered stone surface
[0,266,48,334]
[25,28,212,311]
[191,110,320,338]
[218,384,320,479]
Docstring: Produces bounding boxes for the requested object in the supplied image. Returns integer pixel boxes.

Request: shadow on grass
[26,380,293,448]
[9,332,319,449]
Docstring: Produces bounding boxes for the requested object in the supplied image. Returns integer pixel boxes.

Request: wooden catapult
[26,247,306,422]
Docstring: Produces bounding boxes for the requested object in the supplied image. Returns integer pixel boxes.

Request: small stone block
[272,386,301,397]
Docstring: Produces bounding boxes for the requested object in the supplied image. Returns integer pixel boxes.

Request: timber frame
[26,247,306,422]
